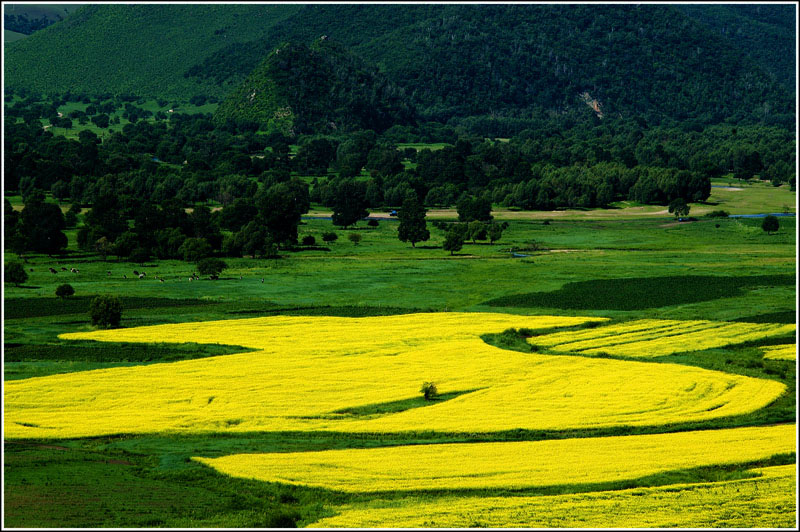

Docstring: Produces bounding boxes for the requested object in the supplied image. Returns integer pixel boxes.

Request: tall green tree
[397,192,430,247]
[18,192,68,255]
[331,179,369,229]
[761,215,779,235]
[256,178,310,244]
[443,228,464,255]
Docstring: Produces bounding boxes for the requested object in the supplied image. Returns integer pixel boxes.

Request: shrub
[421,381,438,401]
[705,210,730,218]
[348,233,363,245]
[197,257,228,277]
[4,262,28,286]
[367,219,379,227]
[301,235,316,246]
[322,231,338,242]
[55,283,75,298]
[90,295,123,328]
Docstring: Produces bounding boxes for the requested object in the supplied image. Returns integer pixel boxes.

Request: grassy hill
[3,3,85,35]
[4,3,794,126]
[4,29,27,43]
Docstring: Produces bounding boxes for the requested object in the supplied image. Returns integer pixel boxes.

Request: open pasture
[528,318,796,358]
[5,313,787,439]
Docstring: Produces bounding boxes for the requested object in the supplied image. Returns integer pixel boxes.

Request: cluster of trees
[4,87,794,265]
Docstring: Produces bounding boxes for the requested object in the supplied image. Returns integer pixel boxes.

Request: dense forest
[5,4,795,128]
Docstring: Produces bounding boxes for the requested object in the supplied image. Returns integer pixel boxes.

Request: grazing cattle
[123,274,127,279]
[139,273,145,279]
[70,268,77,273]
[29,268,34,272]
[159,278,164,283]
[239,275,243,280]
[107,271,112,276]
[60,267,68,271]
[260,278,264,283]
[188,277,193,282]
[133,270,139,276]
[49,267,57,274]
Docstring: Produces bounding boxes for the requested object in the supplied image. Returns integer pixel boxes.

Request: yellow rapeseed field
[762,344,797,361]
[5,314,786,438]
[529,319,796,357]
[194,423,795,493]
[308,464,796,528]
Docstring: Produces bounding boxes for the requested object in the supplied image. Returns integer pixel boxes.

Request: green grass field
[3,183,796,527]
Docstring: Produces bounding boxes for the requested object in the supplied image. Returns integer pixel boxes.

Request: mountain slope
[677,3,796,92]
[213,38,415,134]
[4,4,794,126]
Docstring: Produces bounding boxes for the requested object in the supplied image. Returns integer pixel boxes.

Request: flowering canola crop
[529,319,795,357]
[194,423,795,493]
[4,313,786,438]
[308,464,796,528]
[762,344,796,361]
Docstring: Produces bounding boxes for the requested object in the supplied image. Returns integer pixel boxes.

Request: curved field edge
[481,274,796,311]
[5,313,787,437]
[307,463,797,528]
[191,423,796,493]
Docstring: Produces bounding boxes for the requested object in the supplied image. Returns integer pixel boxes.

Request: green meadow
[3,178,796,527]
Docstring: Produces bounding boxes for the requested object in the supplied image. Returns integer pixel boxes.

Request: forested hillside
[213,38,415,135]
[4,3,794,127]
[677,3,797,92]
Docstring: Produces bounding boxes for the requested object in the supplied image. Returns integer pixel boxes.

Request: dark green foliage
[443,229,464,255]
[5,261,28,286]
[367,219,379,228]
[487,222,508,244]
[17,192,68,255]
[420,381,438,401]
[6,5,791,126]
[196,257,228,277]
[668,198,690,218]
[397,192,429,247]
[89,295,123,328]
[704,210,730,218]
[457,195,492,223]
[467,221,488,243]
[294,138,336,175]
[347,233,362,246]
[179,237,212,262]
[55,283,75,298]
[761,215,780,234]
[676,3,796,92]
[214,39,414,135]
[256,179,310,245]
[321,231,338,243]
[485,275,796,311]
[301,235,316,246]
[331,179,369,228]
